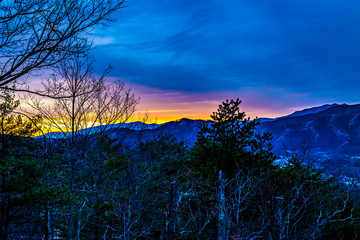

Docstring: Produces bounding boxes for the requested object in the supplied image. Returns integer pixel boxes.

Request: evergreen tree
[0,88,52,239]
[191,98,275,180]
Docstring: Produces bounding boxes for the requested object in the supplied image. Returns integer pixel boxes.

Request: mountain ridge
[39,103,360,157]
[36,103,360,177]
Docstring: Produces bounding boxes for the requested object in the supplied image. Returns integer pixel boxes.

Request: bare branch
[0,0,125,87]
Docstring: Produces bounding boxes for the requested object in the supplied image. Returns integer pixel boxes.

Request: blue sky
[92,0,360,121]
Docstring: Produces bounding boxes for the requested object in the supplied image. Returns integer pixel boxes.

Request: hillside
[40,103,360,159]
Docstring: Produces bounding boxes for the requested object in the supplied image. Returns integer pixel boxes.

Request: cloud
[91,36,115,46]
[92,0,360,119]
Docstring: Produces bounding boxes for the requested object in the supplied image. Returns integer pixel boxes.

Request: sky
[92,0,360,123]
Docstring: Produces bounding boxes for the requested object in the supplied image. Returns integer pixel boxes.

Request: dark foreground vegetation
[1,96,359,240]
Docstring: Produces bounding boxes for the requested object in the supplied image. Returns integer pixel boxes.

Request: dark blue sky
[93,0,360,121]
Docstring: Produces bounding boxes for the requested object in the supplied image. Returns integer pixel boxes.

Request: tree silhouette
[192,98,275,180]
[0,0,125,91]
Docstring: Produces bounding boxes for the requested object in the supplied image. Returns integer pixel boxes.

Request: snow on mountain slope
[277,103,348,119]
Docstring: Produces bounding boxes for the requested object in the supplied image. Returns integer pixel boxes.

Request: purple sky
[91,0,360,122]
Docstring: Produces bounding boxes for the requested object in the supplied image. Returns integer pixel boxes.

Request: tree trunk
[161,181,182,240]
[275,196,284,240]
[76,215,81,240]
[218,170,226,240]
[45,201,51,240]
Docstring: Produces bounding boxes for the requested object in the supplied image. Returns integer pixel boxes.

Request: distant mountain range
[40,103,360,156]
[38,103,360,177]
[273,103,348,119]
[259,104,360,154]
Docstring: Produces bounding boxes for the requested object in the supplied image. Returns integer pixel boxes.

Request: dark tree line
[1,95,359,239]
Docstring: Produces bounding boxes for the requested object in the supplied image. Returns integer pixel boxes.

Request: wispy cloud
[91,36,116,46]
[92,0,360,121]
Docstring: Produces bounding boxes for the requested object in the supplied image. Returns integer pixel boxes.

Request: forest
[0,1,359,239]
[1,94,360,239]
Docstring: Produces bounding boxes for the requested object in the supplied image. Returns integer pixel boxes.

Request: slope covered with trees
[1,94,359,239]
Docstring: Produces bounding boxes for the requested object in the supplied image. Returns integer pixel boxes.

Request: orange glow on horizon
[137,113,212,124]
[133,107,288,124]
[37,107,292,135]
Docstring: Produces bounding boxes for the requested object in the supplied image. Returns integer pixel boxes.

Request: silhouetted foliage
[0,95,359,239]
[0,88,55,239]
[191,98,275,181]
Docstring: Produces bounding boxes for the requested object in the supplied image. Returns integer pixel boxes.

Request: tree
[0,0,125,90]
[189,99,360,239]
[188,99,276,239]
[137,135,189,239]
[191,98,275,181]
[0,88,53,239]
[263,156,359,240]
[25,55,138,239]
[26,55,138,145]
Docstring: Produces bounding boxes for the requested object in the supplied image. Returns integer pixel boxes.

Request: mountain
[37,121,162,139]
[275,103,348,119]
[259,104,360,155]
[39,103,360,157]
[107,118,211,147]
[139,104,360,155]
[37,104,360,177]
[37,103,360,177]
[127,104,360,159]
[256,103,360,177]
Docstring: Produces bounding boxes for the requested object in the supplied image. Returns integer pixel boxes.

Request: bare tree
[0,0,125,90]
[24,55,137,239]
[26,55,138,144]
[226,170,260,240]
[261,157,358,240]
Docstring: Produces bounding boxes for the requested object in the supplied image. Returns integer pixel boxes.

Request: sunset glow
[91,0,359,121]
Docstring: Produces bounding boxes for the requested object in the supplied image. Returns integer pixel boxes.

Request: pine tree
[0,88,51,239]
[191,98,275,180]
